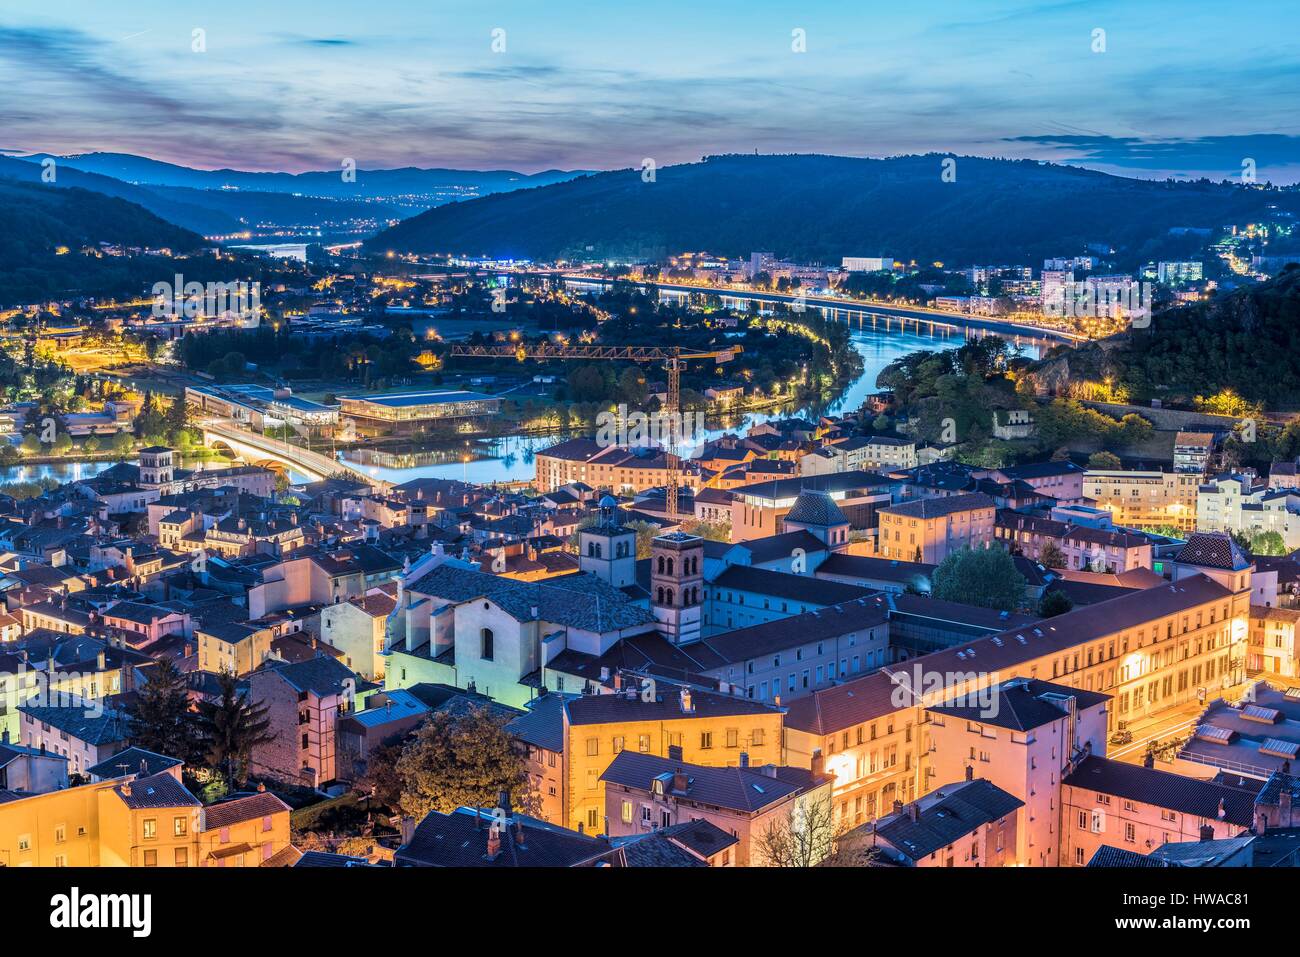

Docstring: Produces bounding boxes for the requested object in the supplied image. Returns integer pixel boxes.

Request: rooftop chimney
[679,687,694,713]
[908,801,921,823]
[1200,823,1215,842]
[672,770,689,794]
[810,748,825,781]
[486,826,501,860]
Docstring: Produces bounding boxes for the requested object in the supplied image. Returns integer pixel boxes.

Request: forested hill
[1028,265,1300,408]
[365,153,1300,265]
[0,178,208,304]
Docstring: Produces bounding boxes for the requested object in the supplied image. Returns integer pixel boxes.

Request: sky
[1,0,1298,181]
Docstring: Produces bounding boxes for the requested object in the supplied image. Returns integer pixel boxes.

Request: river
[337,323,1053,486]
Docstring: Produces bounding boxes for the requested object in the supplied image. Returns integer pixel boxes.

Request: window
[1124,822,1136,843]
[700,731,713,749]
[54,824,66,844]
[621,801,634,825]
[480,627,494,661]
[143,849,157,867]
[174,817,187,837]
[586,808,599,830]
[262,816,273,832]
[612,736,624,754]
[142,819,157,840]
[726,729,738,748]
[638,734,650,753]
[175,847,188,866]
[586,737,599,757]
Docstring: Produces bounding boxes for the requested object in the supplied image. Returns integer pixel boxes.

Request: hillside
[364,153,1300,265]
[0,178,209,304]
[1027,265,1300,408]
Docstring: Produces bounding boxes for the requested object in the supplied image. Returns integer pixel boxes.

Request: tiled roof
[614,830,708,867]
[1087,845,1168,867]
[731,530,829,566]
[784,669,902,735]
[505,692,570,753]
[396,807,616,867]
[783,490,848,529]
[868,779,1023,862]
[1063,755,1256,826]
[927,678,1110,731]
[87,747,183,780]
[600,750,819,812]
[881,491,995,520]
[259,655,356,697]
[710,565,875,606]
[406,564,654,633]
[19,701,132,745]
[203,791,291,830]
[115,772,201,810]
[1174,532,1251,571]
[566,680,782,726]
[816,553,936,584]
[698,597,888,666]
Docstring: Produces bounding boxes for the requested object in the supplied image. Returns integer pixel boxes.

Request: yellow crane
[448,342,742,519]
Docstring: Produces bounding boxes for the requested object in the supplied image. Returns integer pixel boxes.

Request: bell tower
[138,446,175,486]
[650,531,704,645]
[579,495,637,588]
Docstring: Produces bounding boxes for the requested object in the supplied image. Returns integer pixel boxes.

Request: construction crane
[448,342,742,519]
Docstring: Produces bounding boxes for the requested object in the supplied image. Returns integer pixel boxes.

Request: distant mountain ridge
[364,153,1300,265]
[13,152,591,201]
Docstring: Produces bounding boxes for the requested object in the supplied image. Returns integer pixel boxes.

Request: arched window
[480,628,494,661]
[656,555,665,574]
[656,587,665,604]
[665,588,674,606]
[666,558,674,576]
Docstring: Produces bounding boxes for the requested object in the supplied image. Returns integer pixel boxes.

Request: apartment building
[1083,469,1200,532]
[876,492,996,563]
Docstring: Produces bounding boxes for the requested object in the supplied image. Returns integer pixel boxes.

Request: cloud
[1004,134,1300,182]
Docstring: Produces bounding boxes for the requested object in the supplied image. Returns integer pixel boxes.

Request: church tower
[578,495,637,588]
[651,531,704,645]
[138,446,175,487]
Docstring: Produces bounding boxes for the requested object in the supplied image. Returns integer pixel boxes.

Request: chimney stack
[672,770,689,794]
[908,801,920,823]
[1200,823,1215,842]
[486,826,501,860]
[810,748,825,780]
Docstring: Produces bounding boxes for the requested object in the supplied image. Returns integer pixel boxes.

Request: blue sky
[1,0,1298,181]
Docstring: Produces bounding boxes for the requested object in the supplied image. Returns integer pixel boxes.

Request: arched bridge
[199,419,390,489]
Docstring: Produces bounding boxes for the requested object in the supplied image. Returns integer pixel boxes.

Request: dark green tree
[195,671,275,786]
[127,657,198,764]
[931,547,1027,612]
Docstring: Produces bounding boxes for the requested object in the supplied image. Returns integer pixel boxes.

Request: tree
[127,657,198,764]
[195,671,275,786]
[1038,589,1074,618]
[20,433,40,456]
[679,519,731,542]
[395,706,534,820]
[1249,530,1288,556]
[112,431,135,457]
[754,794,843,867]
[931,547,1027,612]
[1038,539,1067,569]
[1087,451,1122,470]
[355,737,407,810]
